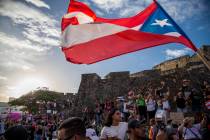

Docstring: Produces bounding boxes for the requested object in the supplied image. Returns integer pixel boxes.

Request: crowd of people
[0,79,210,140]
[93,80,210,124]
[0,114,60,140]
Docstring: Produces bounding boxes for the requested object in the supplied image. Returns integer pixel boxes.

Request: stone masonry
[77,45,210,108]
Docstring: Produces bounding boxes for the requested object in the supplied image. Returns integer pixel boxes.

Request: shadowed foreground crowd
[0,79,210,140]
[1,110,209,140]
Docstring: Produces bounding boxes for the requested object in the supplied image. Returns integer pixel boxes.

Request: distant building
[0,102,9,119]
[0,102,9,108]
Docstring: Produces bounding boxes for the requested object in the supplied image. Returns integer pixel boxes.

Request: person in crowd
[127,119,148,140]
[156,81,168,99]
[42,122,49,140]
[148,118,158,140]
[105,100,112,113]
[167,133,178,140]
[57,117,86,140]
[95,103,102,126]
[85,119,99,140]
[189,89,203,112]
[123,99,130,122]
[155,87,161,100]
[203,85,210,111]
[28,122,35,140]
[162,95,171,118]
[35,122,43,140]
[0,120,5,135]
[86,127,99,140]
[136,94,147,120]
[0,125,29,140]
[155,100,167,124]
[180,79,192,112]
[100,109,128,140]
[175,92,187,113]
[156,122,167,140]
[116,98,124,115]
[146,94,156,120]
[178,116,207,140]
[166,119,174,137]
[201,81,208,92]
[181,80,192,97]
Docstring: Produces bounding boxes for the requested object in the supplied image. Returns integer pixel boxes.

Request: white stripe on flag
[62,23,127,47]
[61,23,142,47]
[164,32,181,37]
[63,12,94,24]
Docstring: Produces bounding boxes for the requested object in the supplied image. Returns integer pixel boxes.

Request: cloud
[165,48,190,59]
[6,86,16,90]
[0,76,8,81]
[0,0,61,101]
[0,32,48,52]
[0,61,35,72]
[25,0,50,9]
[89,0,208,22]
[0,94,8,102]
[91,0,124,12]
[0,46,39,72]
[0,0,60,73]
[0,0,60,47]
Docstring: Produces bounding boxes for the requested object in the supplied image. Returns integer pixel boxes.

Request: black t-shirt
[181,85,192,93]
[156,88,167,98]
[36,128,43,135]
[190,93,202,105]
[176,97,186,108]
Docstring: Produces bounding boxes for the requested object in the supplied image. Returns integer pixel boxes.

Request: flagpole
[196,49,210,71]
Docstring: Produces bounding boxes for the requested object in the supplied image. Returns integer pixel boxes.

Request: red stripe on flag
[95,2,157,28]
[62,30,188,64]
[61,17,79,32]
[178,36,197,52]
[67,0,96,20]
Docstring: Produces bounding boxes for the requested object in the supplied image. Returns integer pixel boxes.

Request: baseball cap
[86,128,99,140]
[128,119,146,129]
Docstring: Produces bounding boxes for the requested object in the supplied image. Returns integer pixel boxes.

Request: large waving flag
[61,0,197,64]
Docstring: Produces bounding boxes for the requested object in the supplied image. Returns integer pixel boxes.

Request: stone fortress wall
[153,45,210,73]
[77,45,210,108]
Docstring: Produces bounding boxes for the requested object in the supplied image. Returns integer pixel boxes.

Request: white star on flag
[151,19,172,27]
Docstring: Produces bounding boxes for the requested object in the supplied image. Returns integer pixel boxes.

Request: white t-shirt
[100,122,128,140]
[86,128,99,140]
[146,99,156,111]
[162,100,170,110]
[155,109,167,123]
[183,124,202,140]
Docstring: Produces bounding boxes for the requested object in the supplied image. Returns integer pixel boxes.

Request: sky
[0,0,210,102]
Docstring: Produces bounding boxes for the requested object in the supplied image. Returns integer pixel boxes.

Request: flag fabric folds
[61,0,197,64]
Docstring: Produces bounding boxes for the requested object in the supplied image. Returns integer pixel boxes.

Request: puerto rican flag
[61,0,197,64]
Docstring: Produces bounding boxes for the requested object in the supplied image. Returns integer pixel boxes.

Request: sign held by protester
[170,112,184,124]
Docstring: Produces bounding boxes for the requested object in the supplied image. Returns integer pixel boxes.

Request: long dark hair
[104,108,119,127]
